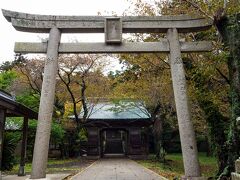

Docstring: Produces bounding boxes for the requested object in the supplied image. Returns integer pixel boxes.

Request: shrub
[1,132,21,171]
[27,120,66,159]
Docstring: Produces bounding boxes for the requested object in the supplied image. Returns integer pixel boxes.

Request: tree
[57,54,111,156]
[9,55,66,117]
[124,0,240,177]
[58,54,110,129]
[214,12,240,178]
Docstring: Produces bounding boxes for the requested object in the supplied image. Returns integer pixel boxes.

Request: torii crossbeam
[2,9,213,179]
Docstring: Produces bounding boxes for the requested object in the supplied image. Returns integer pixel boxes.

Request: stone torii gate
[2,9,213,179]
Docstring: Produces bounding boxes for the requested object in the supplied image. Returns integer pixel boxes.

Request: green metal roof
[78,101,151,120]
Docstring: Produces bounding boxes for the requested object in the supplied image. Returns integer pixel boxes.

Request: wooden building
[0,90,38,176]
[77,101,152,159]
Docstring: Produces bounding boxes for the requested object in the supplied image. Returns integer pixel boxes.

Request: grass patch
[4,158,93,175]
[136,153,218,179]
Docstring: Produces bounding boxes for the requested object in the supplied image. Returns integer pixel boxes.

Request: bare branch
[58,69,79,123]
[182,0,214,20]
[153,54,170,68]
[216,67,230,85]
[19,67,41,94]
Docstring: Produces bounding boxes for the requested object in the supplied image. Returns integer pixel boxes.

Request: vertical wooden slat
[0,109,6,178]
[18,116,28,176]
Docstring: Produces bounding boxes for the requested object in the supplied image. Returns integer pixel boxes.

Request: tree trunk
[81,77,88,123]
[154,118,164,161]
[185,57,230,176]
[215,13,240,177]
[205,135,212,157]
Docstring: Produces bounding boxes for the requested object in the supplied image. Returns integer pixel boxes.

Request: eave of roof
[0,91,38,119]
[77,101,151,120]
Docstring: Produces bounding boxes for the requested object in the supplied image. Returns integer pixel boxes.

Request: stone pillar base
[181,176,207,180]
[232,158,240,180]
[128,155,147,160]
[235,159,240,173]
[27,178,50,180]
[231,173,240,180]
[86,155,100,160]
[18,165,25,176]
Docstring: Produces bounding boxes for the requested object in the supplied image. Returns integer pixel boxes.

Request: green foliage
[5,117,23,130]
[0,70,17,90]
[51,122,66,144]
[0,54,26,71]
[2,118,24,171]
[1,132,21,171]
[27,120,38,157]
[78,128,87,141]
[27,120,65,158]
[16,92,40,112]
[185,58,230,175]
[218,14,240,177]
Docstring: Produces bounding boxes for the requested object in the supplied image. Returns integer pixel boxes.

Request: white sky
[0,0,135,63]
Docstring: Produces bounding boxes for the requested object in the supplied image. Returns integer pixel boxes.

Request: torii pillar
[31,27,61,179]
[167,28,201,177]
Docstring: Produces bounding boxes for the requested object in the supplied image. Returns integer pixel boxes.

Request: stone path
[71,158,166,180]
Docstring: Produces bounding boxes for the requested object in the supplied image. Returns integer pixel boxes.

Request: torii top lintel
[2,9,213,33]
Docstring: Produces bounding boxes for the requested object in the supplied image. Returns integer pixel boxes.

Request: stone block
[105,17,122,44]
[236,159,240,173]
[232,173,240,180]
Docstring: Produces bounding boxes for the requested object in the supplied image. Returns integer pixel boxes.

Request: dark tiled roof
[0,90,14,101]
[0,90,38,119]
